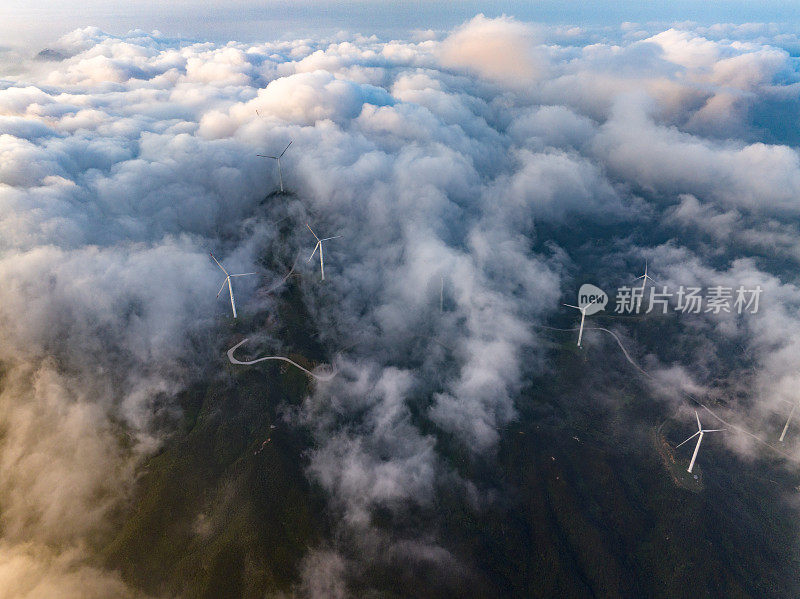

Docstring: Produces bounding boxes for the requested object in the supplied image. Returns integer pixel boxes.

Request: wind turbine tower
[210,252,255,318]
[563,295,603,348]
[563,303,589,347]
[257,141,293,192]
[636,260,658,294]
[677,411,723,473]
[307,223,341,281]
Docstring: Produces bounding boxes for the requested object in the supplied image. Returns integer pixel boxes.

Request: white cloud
[1,16,800,595]
[438,14,545,88]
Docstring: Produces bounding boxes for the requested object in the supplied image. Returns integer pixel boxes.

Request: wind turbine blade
[306,223,320,242]
[320,235,342,241]
[217,278,228,298]
[563,304,580,310]
[695,410,702,431]
[279,140,293,157]
[635,275,645,280]
[210,252,229,276]
[230,272,256,277]
[308,242,320,262]
[702,429,724,433]
[676,431,701,448]
[780,403,797,442]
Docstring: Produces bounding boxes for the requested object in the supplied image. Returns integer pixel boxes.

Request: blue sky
[3,0,800,47]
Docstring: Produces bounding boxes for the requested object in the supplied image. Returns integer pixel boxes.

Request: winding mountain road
[227,338,337,381]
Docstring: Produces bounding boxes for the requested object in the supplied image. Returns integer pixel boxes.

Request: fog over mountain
[2,15,800,597]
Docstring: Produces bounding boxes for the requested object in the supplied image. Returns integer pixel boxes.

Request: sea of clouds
[2,14,800,597]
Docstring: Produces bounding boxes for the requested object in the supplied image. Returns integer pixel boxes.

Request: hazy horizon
[4,0,800,49]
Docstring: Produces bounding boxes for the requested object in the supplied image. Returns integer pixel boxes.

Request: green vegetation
[101,273,330,598]
[101,362,329,598]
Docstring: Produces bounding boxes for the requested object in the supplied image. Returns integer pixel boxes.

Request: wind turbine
[210,252,255,318]
[306,223,341,281]
[635,259,658,293]
[563,297,600,347]
[779,400,798,442]
[257,141,292,192]
[677,411,723,473]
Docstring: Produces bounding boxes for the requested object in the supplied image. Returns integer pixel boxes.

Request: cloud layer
[2,14,800,597]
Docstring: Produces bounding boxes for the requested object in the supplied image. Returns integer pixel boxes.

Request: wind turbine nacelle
[578,284,608,315]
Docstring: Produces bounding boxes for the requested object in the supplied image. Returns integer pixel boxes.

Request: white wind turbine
[635,259,658,294]
[210,252,255,319]
[563,297,600,347]
[779,399,797,442]
[257,141,292,192]
[306,223,341,281]
[677,410,724,473]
